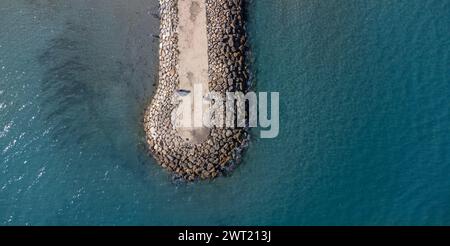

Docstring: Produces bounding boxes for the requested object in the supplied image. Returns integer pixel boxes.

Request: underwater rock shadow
[37,20,109,148]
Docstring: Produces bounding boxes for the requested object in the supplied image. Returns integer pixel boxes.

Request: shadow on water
[38,20,103,148]
[34,0,162,172]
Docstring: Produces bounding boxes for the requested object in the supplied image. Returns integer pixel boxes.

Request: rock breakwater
[143,0,249,181]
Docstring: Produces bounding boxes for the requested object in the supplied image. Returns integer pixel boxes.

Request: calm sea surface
[1,0,449,225]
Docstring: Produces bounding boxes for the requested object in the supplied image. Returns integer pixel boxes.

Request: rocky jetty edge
[143,0,250,181]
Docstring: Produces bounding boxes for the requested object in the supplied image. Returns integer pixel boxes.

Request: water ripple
[0,120,13,139]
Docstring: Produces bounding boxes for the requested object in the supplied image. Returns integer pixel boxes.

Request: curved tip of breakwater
[143,0,249,181]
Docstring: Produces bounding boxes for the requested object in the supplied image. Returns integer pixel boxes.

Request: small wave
[2,138,17,154]
[0,120,14,139]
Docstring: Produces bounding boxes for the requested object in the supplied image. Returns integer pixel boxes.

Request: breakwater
[144,0,249,181]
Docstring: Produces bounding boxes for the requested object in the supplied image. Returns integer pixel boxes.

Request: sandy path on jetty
[175,0,210,144]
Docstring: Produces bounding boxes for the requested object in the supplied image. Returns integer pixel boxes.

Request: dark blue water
[1,0,449,225]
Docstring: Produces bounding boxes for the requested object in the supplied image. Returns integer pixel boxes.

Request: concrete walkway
[174,0,210,144]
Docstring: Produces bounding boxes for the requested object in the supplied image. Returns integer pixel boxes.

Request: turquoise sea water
[1,0,449,225]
